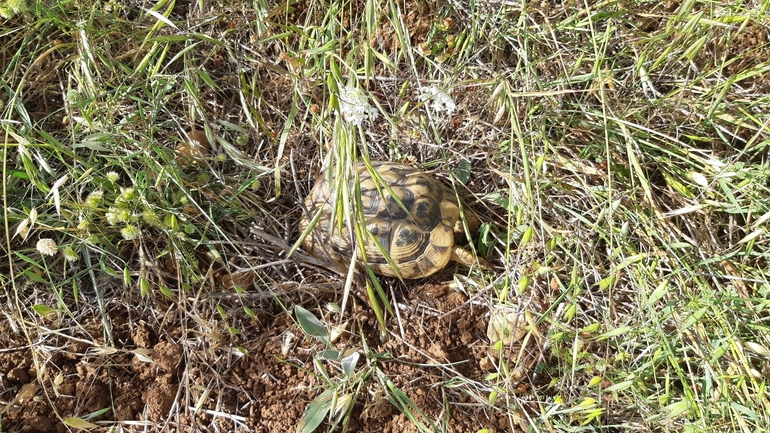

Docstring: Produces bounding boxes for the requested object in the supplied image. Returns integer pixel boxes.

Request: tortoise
[299,161,485,279]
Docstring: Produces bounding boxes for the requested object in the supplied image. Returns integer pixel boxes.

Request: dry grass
[2,0,770,431]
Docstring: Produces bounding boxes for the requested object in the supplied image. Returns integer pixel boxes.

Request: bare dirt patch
[1,280,533,432]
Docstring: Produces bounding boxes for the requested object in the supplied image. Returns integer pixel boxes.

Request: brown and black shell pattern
[300,161,463,279]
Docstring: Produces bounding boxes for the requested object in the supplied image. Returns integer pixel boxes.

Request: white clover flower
[106,171,120,183]
[85,190,103,208]
[36,238,58,256]
[107,207,134,224]
[337,85,378,126]
[119,187,135,201]
[419,85,456,115]
[0,0,27,18]
[0,5,14,19]
[65,89,84,105]
[120,225,140,240]
[142,208,160,226]
[105,212,118,225]
[105,207,121,225]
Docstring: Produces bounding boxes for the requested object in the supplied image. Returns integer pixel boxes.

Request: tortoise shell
[300,161,477,279]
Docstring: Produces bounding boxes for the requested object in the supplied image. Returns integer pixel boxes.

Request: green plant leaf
[32,304,59,317]
[454,159,472,184]
[341,351,360,378]
[63,417,98,428]
[317,349,340,361]
[295,306,328,339]
[297,389,334,433]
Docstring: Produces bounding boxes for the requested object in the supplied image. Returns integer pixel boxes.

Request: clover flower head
[120,225,140,240]
[119,187,136,201]
[143,208,160,226]
[85,190,103,208]
[36,238,58,256]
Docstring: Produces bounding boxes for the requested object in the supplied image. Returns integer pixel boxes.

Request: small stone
[479,356,495,371]
[487,310,528,345]
[8,367,29,382]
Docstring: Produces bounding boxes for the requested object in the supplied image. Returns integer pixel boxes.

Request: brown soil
[1,280,538,432]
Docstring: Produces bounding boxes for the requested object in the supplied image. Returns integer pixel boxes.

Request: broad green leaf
[295,306,328,339]
[341,352,360,377]
[454,159,472,184]
[297,389,334,433]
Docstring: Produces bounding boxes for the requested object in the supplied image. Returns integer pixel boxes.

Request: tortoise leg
[451,246,490,271]
[453,211,482,235]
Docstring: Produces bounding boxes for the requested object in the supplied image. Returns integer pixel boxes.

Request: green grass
[3,0,770,431]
